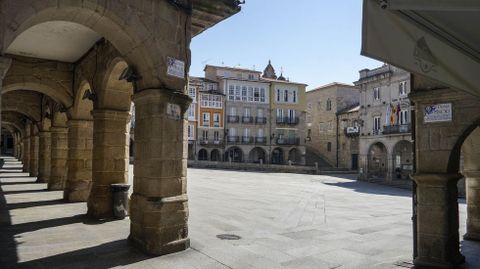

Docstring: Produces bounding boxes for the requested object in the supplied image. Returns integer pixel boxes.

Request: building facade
[187,78,200,160]
[189,62,307,165]
[305,83,360,168]
[354,64,413,181]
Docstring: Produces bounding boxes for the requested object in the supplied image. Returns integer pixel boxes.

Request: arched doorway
[249,147,266,163]
[225,147,243,162]
[271,147,284,164]
[367,142,387,180]
[288,148,301,164]
[211,149,221,162]
[392,140,413,180]
[198,149,208,161]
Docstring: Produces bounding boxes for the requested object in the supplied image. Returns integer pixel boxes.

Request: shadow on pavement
[323,180,412,198]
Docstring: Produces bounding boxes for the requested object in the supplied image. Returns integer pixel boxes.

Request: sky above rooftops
[190,0,382,91]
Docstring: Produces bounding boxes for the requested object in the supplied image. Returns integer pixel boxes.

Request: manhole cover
[216,234,241,240]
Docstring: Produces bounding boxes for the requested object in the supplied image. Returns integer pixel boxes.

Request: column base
[464,232,480,241]
[414,254,465,269]
[64,181,92,202]
[48,179,65,191]
[87,185,113,219]
[129,193,189,256]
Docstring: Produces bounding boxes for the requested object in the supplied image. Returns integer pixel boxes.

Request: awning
[361,0,480,97]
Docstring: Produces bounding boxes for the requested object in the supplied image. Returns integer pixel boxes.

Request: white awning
[361,0,480,97]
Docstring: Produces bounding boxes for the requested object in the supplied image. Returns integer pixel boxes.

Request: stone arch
[70,80,94,120]
[391,140,413,179]
[1,1,184,89]
[198,148,208,161]
[288,148,301,164]
[210,149,221,162]
[2,91,42,124]
[447,117,480,173]
[225,146,244,162]
[96,59,133,111]
[271,147,284,164]
[249,147,266,163]
[367,142,388,179]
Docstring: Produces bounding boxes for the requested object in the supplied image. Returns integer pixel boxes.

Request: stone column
[386,155,394,182]
[37,131,52,183]
[48,127,68,190]
[64,120,93,202]
[29,133,40,177]
[87,110,130,218]
[413,173,464,269]
[129,89,191,255]
[464,171,480,241]
[22,136,31,172]
[0,57,12,154]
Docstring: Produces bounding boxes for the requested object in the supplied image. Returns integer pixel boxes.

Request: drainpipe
[336,113,339,168]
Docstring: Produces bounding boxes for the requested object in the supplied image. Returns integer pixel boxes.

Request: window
[235,85,241,101]
[277,89,281,102]
[201,94,222,108]
[248,74,255,80]
[202,130,209,140]
[400,110,409,125]
[228,85,235,101]
[399,81,408,96]
[326,99,332,111]
[242,86,247,101]
[288,109,296,119]
[293,90,297,103]
[208,84,215,91]
[317,101,321,111]
[307,129,311,137]
[244,128,250,137]
[373,87,380,100]
[230,107,237,116]
[307,103,312,111]
[244,107,251,117]
[187,104,196,119]
[277,109,284,120]
[284,90,289,102]
[248,87,254,102]
[260,88,266,102]
[213,113,221,127]
[187,124,195,139]
[229,128,237,136]
[254,87,260,102]
[257,128,264,137]
[373,116,381,131]
[257,108,264,117]
[214,131,220,141]
[327,142,332,152]
[188,87,196,99]
[203,112,210,126]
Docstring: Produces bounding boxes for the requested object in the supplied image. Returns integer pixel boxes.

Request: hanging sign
[167,57,185,79]
[424,103,452,123]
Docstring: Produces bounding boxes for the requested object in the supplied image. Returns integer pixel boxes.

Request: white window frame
[373,116,381,131]
[373,87,380,100]
[399,81,408,96]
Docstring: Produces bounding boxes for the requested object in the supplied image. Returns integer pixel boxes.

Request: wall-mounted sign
[167,57,185,79]
[424,103,452,123]
[166,103,181,120]
[346,126,360,134]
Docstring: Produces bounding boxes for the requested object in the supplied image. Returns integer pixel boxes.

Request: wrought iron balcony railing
[227,115,239,123]
[255,117,267,124]
[227,136,240,143]
[242,116,254,124]
[276,137,300,145]
[382,124,411,135]
[255,136,267,145]
[242,136,254,144]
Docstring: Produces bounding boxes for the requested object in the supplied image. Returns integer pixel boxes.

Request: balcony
[199,139,209,145]
[227,136,239,144]
[255,117,267,124]
[213,140,223,146]
[276,137,300,145]
[242,136,254,144]
[276,117,300,125]
[202,121,210,127]
[227,115,239,123]
[382,124,411,135]
[242,116,254,124]
[213,122,221,128]
[255,136,267,145]
[344,126,360,137]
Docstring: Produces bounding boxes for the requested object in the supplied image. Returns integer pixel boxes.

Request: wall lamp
[119,66,142,82]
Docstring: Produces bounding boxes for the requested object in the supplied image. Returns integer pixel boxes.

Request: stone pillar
[129,89,191,255]
[48,127,68,190]
[22,136,31,172]
[413,173,464,269]
[64,120,93,202]
[0,57,12,154]
[37,131,52,183]
[29,133,39,177]
[87,110,130,218]
[386,155,393,182]
[464,171,480,241]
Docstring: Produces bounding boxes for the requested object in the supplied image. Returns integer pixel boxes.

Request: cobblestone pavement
[1,159,479,268]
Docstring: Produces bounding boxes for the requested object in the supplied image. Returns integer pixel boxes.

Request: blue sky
[190,0,382,90]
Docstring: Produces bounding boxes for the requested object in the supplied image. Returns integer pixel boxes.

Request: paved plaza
[0,160,479,269]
